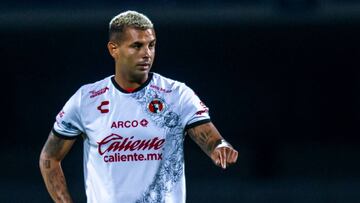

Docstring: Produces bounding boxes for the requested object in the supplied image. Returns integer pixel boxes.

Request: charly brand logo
[97,100,109,113]
[89,87,109,98]
[97,134,165,163]
[147,98,166,114]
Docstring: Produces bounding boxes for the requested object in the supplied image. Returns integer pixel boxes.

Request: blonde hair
[109,11,153,42]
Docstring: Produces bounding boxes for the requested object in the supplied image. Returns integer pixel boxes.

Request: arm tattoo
[48,168,72,202]
[40,132,75,203]
[43,134,68,159]
[43,160,51,169]
[197,131,211,147]
[187,123,222,156]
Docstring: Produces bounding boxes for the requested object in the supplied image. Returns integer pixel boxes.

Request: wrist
[214,139,231,149]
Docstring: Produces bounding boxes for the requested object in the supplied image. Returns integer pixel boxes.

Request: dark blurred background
[1,0,360,202]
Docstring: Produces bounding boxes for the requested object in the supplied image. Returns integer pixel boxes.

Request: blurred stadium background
[1,0,360,202]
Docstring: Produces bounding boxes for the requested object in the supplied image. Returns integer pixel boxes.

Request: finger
[228,150,238,164]
[234,150,238,162]
[221,147,227,169]
[226,149,235,163]
[213,149,221,167]
[230,150,238,163]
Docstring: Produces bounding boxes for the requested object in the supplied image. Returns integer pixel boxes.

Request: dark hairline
[109,25,155,43]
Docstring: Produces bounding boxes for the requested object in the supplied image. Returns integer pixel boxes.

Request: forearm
[187,122,223,157]
[40,158,73,203]
[187,122,238,168]
[39,132,76,203]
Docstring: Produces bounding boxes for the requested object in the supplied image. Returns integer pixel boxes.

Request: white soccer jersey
[53,72,210,203]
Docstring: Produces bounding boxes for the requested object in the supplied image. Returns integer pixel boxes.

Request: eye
[149,41,156,49]
[131,43,142,49]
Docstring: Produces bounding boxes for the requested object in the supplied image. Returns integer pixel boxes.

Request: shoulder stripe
[185,119,211,131]
[52,128,81,140]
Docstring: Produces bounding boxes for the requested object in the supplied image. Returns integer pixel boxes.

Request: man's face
[108,27,156,82]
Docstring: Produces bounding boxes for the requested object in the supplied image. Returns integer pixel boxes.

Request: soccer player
[39,10,238,203]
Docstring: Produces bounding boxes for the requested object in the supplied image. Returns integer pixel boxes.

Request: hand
[210,146,238,169]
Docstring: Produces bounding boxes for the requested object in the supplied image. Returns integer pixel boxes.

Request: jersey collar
[111,72,153,94]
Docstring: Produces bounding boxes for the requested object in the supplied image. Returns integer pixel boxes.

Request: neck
[114,73,148,90]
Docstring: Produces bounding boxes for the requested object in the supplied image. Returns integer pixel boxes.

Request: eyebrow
[131,39,156,45]
[132,41,143,45]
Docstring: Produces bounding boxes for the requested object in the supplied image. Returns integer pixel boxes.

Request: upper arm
[178,83,210,128]
[53,87,84,138]
[186,122,223,156]
[40,131,76,162]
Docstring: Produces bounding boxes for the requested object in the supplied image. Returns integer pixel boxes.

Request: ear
[107,41,118,58]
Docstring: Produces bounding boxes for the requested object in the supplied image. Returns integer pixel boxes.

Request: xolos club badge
[147,98,166,114]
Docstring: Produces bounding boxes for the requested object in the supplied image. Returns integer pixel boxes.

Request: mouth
[136,62,151,70]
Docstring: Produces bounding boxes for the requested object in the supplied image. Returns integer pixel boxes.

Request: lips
[137,62,151,66]
[138,64,150,67]
[136,62,151,70]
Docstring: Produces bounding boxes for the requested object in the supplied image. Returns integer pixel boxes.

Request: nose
[142,47,152,58]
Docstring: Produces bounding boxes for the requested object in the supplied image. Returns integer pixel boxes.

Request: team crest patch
[147,98,166,114]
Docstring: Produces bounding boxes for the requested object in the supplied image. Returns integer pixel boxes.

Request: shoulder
[151,72,190,92]
[75,75,113,99]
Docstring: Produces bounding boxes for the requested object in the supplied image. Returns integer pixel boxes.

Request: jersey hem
[52,128,81,140]
[184,119,211,131]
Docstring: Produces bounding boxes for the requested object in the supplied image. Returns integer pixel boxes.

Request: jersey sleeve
[53,87,84,139]
[178,83,211,131]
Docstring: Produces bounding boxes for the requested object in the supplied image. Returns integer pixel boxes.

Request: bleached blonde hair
[109,11,154,42]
